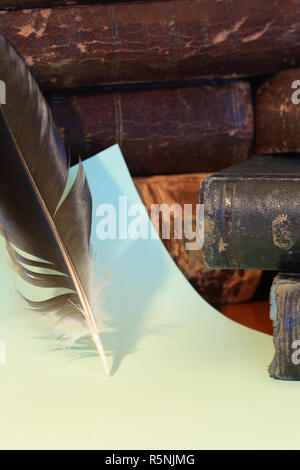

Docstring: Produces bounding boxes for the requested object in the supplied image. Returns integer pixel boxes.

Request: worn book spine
[200,155,300,271]
[2,0,300,89]
[269,273,300,380]
[0,0,140,8]
[49,82,253,175]
[134,173,262,305]
[256,68,300,155]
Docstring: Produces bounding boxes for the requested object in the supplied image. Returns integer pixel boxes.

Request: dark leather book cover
[0,0,140,8]
[2,0,300,89]
[269,273,300,380]
[49,82,253,175]
[256,68,300,155]
[135,173,262,305]
[200,155,300,270]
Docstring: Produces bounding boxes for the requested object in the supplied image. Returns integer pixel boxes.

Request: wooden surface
[219,301,272,335]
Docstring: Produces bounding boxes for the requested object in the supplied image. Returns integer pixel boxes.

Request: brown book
[2,0,300,89]
[0,0,136,8]
[0,0,144,8]
[256,68,300,154]
[50,82,253,175]
[0,0,80,8]
[134,173,262,305]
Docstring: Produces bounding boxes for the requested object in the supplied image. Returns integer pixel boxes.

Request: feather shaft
[2,105,109,375]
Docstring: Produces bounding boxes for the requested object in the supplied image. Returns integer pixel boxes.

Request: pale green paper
[0,144,298,450]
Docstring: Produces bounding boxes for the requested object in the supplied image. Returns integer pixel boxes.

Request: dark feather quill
[0,34,109,375]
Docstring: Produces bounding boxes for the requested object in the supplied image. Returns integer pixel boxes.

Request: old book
[269,273,300,380]
[50,82,253,175]
[0,0,136,8]
[134,173,262,305]
[200,154,300,271]
[256,68,300,155]
[2,0,300,89]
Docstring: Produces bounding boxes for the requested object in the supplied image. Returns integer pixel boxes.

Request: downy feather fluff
[0,34,110,375]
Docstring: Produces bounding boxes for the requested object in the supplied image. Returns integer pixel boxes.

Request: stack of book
[4,0,300,360]
[201,68,300,379]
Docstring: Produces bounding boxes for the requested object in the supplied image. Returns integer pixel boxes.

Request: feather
[0,34,110,375]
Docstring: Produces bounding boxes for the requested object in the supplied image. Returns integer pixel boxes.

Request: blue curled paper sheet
[0,145,298,450]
